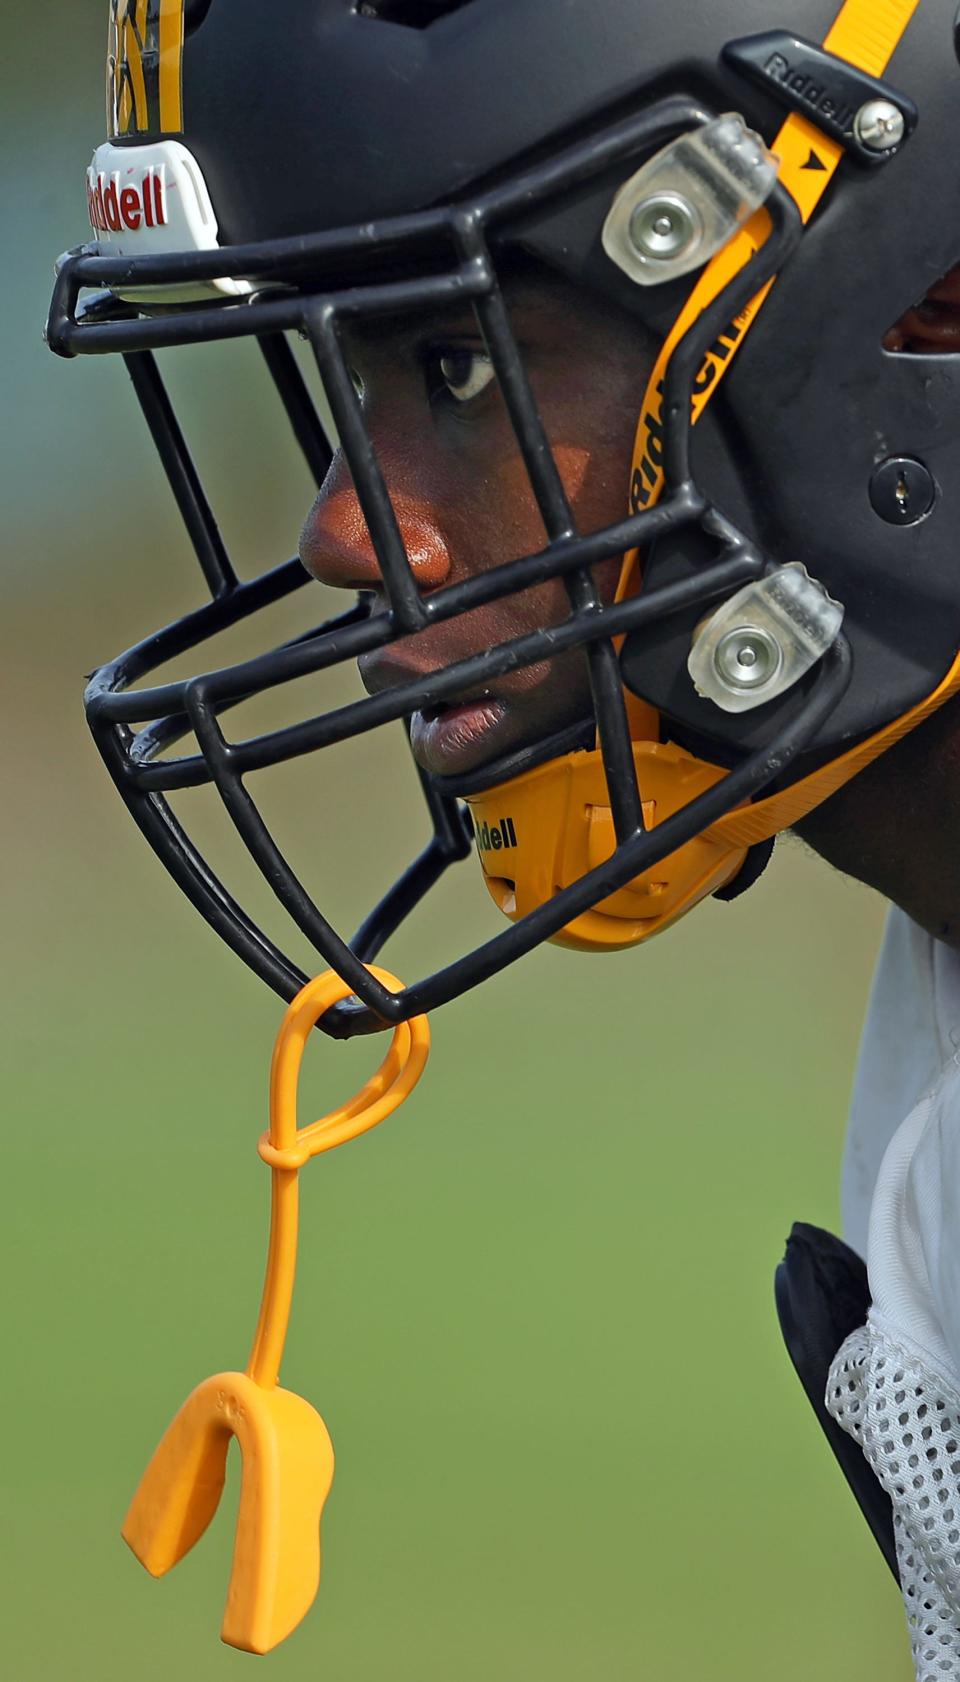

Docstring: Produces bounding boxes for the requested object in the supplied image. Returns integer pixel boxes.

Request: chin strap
[121,969,430,1655]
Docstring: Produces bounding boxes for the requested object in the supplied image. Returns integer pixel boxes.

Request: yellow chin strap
[469,0,937,952]
[122,969,429,1653]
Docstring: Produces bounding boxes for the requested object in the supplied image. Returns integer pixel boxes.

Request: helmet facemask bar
[52,95,849,1039]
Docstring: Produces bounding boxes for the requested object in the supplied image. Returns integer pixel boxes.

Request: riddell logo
[762,51,857,134]
[631,308,746,514]
[475,817,518,855]
[87,169,167,235]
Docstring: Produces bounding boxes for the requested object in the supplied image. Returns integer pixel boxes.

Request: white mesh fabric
[828,1318,960,1679]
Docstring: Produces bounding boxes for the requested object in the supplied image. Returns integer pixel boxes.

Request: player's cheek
[474,452,558,555]
[550,442,592,503]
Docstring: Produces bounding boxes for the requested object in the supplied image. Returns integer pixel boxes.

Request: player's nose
[299,453,451,595]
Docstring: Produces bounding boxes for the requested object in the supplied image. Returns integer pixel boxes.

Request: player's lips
[407,698,508,776]
[358,648,510,775]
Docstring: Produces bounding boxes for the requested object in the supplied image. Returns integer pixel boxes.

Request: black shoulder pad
[776,1222,899,1583]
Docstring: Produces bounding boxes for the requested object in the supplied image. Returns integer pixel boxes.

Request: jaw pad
[122,1372,335,1654]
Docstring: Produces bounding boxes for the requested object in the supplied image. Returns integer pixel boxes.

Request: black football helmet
[47,0,960,1037]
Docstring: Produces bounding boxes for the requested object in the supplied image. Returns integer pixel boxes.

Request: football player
[48,2,960,1674]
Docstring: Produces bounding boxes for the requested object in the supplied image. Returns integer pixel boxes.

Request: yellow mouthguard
[122,967,430,1654]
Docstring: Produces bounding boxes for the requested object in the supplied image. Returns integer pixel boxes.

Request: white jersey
[831,908,960,1679]
[843,907,960,1261]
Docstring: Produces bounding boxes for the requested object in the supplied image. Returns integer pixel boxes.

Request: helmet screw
[628,193,700,262]
[714,627,783,692]
[854,99,907,153]
[869,457,937,526]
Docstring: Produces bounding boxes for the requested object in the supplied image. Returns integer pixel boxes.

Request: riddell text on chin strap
[122,968,430,1654]
[468,0,924,951]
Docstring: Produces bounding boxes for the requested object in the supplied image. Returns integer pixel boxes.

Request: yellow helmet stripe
[158,0,184,134]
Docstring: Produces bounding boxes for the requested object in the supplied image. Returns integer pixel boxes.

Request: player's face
[299,266,654,776]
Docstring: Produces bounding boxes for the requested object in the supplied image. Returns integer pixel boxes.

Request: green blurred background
[4,6,906,1677]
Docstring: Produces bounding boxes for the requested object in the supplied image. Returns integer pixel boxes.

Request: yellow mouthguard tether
[122,968,430,1654]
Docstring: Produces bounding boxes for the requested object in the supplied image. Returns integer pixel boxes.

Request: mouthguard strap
[248,967,430,1391]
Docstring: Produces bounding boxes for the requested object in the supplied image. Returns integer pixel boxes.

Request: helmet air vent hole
[355,0,476,28]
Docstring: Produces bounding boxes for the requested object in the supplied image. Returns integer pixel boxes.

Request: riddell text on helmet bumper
[86,168,167,236]
[475,818,518,855]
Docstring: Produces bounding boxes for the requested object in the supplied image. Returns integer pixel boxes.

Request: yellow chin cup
[466,741,747,952]
[122,968,430,1654]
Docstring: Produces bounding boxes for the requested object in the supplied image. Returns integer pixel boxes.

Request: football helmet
[47,0,960,1037]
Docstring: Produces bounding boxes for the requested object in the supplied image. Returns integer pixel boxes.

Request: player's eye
[435,347,496,405]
